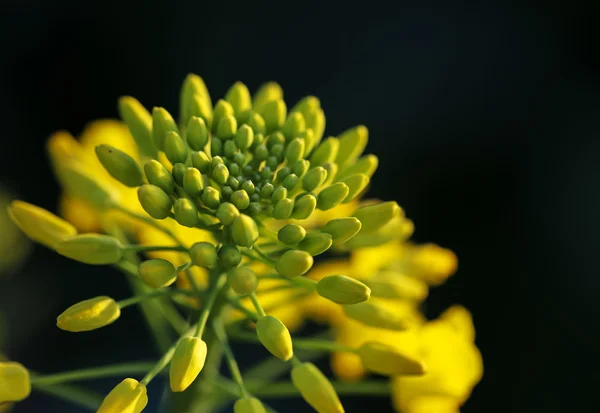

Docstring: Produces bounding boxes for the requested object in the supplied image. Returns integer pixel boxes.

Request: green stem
[249,292,267,317]
[32,383,103,411]
[176,261,192,272]
[195,273,227,337]
[252,245,276,265]
[114,205,187,245]
[227,296,260,321]
[228,328,355,353]
[30,362,155,386]
[124,245,188,253]
[117,289,197,309]
[213,320,249,398]
[114,260,139,277]
[248,380,391,398]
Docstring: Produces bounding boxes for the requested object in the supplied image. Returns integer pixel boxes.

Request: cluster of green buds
[3,74,423,413]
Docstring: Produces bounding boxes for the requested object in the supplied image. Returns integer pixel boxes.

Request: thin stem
[249,292,267,318]
[114,260,139,277]
[117,289,197,309]
[30,362,155,386]
[124,245,188,253]
[248,380,391,398]
[176,261,192,272]
[252,245,276,265]
[213,320,249,398]
[227,328,356,353]
[114,205,187,246]
[227,296,260,322]
[195,274,227,337]
[32,383,103,410]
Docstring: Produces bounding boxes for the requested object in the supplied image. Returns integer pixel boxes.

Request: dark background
[1,1,599,412]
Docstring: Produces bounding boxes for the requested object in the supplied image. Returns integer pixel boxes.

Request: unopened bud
[336,125,368,167]
[189,242,218,268]
[321,217,362,244]
[339,174,369,203]
[291,362,343,413]
[138,184,173,219]
[217,115,238,140]
[246,112,266,135]
[225,82,252,120]
[172,163,186,186]
[337,154,379,180]
[277,224,306,245]
[97,378,148,413]
[212,164,230,186]
[152,107,179,150]
[358,342,426,376]
[282,112,306,140]
[180,73,212,127]
[285,138,305,164]
[292,194,317,220]
[317,275,370,304]
[186,117,209,151]
[139,259,177,288]
[0,362,30,403]
[228,266,258,295]
[256,315,293,361]
[201,186,221,209]
[231,214,258,247]
[234,397,267,413]
[352,201,402,233]
[164,131,188,165]
[235,124,254,150]
[57,296,120,332]
[212,100,235,134]
[273,198,294,220]
[275,250,313,278]
[366,271,428,301]
[118,96,156,157]
[218,245,241,269]
[310,137,339,166]
[95,145,143,187]
[144,160,175,194]
[343,301,408,331]
[230,190,250,210]
[317,183,349,211]
[174,198,199,227]
[292,159,310,178]
[302,167,327,192]
[56,234,123,265]
[183,167,204,197]
[216,202,239,225]
[252,82,283,113]
[170,337,208,392]
[259,99,286,133]
[298,232,333,256]
[61,164,116,209]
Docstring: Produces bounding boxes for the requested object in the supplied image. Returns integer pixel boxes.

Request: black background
[1,1,599,412]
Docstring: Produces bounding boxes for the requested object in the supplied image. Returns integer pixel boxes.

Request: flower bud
[201,186,221,209]
[282,174,299,190]
[290,95,320,117]
[183,167,204,197]
[138,184,173,219]
[259,99,286,133]
[256,315,293,361]
[339,173,369,203]
[8,200,77,249]
[275,250,313,278]
[180,73,212,127]
[172,163,186,185]
[321,217,362,244]
[56,234,123,265]
[118,96,156,157]
[352,201,402,233]
[216,202,240,225]
[277,224,306,245]
[152,107,179,150]
[336,125,368,167]
[212,163,230,185]
[317,275,370,304]
[144,160,175,194]
[186,117,209,151]
[337,154,379,180]
[310,137,339,166]
[211,99,234,132]
[97,378,148,413]
[274,166,291,183]
[303,167,327,192]
[189,242,218,268]
[57,296,120,332]
[95,145,143,188]
[234,397,267,413]
[218,245,241,269]
[246,112,266,135]
[231,190,250,210]
[303,108,326,151]
[282,112,306,140]
[366,271,428,301]
[285,138,305,164]
[321,162,338,187]
[357,342,426,376]
[225,82,252,120]
[61,164,116,209]
[164,131,188,165]
[252,82,283,113]
[317,183,349,211]
[139,259,177,288]
[191,150,211,173]
[291,362,343,413]
[292,194,317,220]
[273,198,294,220]
[298,232,332,256]
[260,183,275,199]
[189,94,213,129]
[217,115,238,140]
[271,186,287,203]
[0,362,30,403]
[174,198,199,227]
[235,124,254,150]
[343,301,408,331]
[170,337,208,392]
[292,159,310,178]
[231,214,259,247]
[228,266,258,295]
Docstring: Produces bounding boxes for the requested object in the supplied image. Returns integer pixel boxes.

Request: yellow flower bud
[321,217,362,244]
[316,275,371,304]
[291,194,317,220]
[335,125,368,167]
[291,362,344,413]
[298,232,333,256]
[56,234,123,265]
[228,266,258,295]
[187,117,209,151]
[139,259,177,288]
[234,397,267,413]
[137,184,173,220]
[352,201,402,233]
[338,173,369,203]
[252,82,283,113]
[180,73,212,127]
[317,183,349,211]
[57,296,120,332]
[151,107,179,150]
[337,154,379,180]
[255,315,293,361]
[0,362,30,403]
[189,242,218,268]
[277,224,306,245]
[97,378,148,413]
[310,137,339,167]
[95,144,144,188]
[170,337,208,392]
[343,301,408,331]
[8,200,77,249]
[285,138,305,164]
[358,342,427,376]
[118,96,156,158]
[275,250,313,278]
[225,82,252,121]
[231,214,258,247]
[259,99,286,133]
[366,271,428,301]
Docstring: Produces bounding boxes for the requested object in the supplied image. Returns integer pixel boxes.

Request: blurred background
[1,1,599,412]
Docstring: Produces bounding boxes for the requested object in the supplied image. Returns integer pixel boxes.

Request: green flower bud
[216,202,239,225]
[211,136,223,156]
[191,151,211,173]
[316,275,370,304]
[270,144,284,160]
[234,397,267,413]
[212,164,229,185]
[269,187,286,203]
[357,342,426,376]
[228,266,258,295]
[225,82,252,120]
[221,186,233,200]
[144,160,175,194]
[164,131,188,165]
[201,186,221,209]
[254,144,269,162]
[95,145,143,188]
[292,159,310,178]
[343,301,408,331]
[183,168,204,197]
[152,107,179,150]
[292,194,317,220]
[97,378,147,413]
[303,108,326,152]
[266,155,279,170]
[228,177,240,190]
[174,198,199,227]
[189,93,213,130]
[259,99,286,133]
[170,337,207,392]
[231,214,258,247]
[339,173,370,203]
[298,232,332,256]
[138,184,173,219]
[56,234,123,265]
[180,73,212,127]
[282,174,299,190]
[246,112,266,135]
[321,162,338,187]
[321,217,362,243]
[267,131,286,148]
[8,200,77,249]
[275,250,313,278]
[212,100,235,134]
[336,125,368,167]
[211,156,225,168]
[172,163,186,186]
[352,201,402,233]
[218,245,241,269]
[230,190,250,210]
[189,242,218,268]
[337,154,379,180]
[273,198,294,220]
[310,137,339,166]
[247,202,262,216]
[285,138,305,164]
[234,124,254,150]
[290,95,320,115]
[291,362,343,413]
[255,315,293,361]
[365,271,428,301]
[241,180,255,195]
[186,117,209,151]
[57,296,120,332]
[275,166,291,183]
[0,361,30,403]
[230,163,242,176]
[60,164,116,209]
[252,82,283,113]
[118,96,156,157]
[277,224,306,245]
[282,112,306,140]
[217,115,238,140]
[139,259,177,288]
[260,183,275,199]
[302,167,327,192]
[317,182,349,211]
